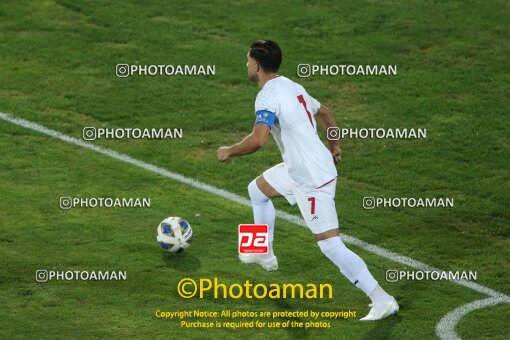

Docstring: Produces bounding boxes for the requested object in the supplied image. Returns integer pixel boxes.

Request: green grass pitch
[0,0,508,339]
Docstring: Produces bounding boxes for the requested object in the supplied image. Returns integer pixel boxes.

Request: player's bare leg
[315,229,399,321]
[239,175,280,271]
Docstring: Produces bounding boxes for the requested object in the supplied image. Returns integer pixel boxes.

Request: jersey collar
[262,74,281,89]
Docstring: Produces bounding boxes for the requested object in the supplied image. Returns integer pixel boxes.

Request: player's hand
[331,145,341,164]
[217,146,231,161]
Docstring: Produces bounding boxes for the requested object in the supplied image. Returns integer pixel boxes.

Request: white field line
[1,112,508,339]
[436,296,508,339]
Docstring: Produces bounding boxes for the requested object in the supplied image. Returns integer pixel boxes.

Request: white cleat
[360,297,399,321]
[239,254,278,271]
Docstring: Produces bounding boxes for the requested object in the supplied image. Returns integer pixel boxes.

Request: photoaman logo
[177,277,333,299]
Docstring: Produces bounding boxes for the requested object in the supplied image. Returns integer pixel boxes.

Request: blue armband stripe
[255,110,276,129]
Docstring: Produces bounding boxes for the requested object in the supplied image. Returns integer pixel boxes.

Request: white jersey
[254,76,337,188]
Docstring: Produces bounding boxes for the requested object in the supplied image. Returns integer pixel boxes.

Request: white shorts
[262,163,339,234]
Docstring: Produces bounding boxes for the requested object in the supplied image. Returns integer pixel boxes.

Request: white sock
[248,180,275,257]
[268,242,274,258]
[368,284,393,304]
[318,236,378,295]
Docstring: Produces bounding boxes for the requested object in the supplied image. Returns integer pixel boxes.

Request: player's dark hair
[249,40,282,72]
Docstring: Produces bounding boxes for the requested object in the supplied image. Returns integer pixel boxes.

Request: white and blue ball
[156,216,193,253]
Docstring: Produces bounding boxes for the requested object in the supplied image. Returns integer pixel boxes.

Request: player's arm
[217,124,270,161]
[316,104,342,164]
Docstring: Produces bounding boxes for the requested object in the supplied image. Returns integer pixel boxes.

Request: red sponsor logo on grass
[238,224,268,254]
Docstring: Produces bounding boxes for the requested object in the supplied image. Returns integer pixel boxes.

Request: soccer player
[217,40,398,321]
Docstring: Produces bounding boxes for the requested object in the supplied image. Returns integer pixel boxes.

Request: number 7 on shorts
[307,197,316,214]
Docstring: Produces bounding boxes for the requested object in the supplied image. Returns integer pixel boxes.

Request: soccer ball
[156,217,193,253]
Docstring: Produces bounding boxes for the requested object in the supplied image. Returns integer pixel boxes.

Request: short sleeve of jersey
[307,94,321,115]
[255,87,280,117]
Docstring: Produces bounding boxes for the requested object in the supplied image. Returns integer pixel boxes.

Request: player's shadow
[271,299,310,339]
[362,310,402,340]
[161,251,201,272]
